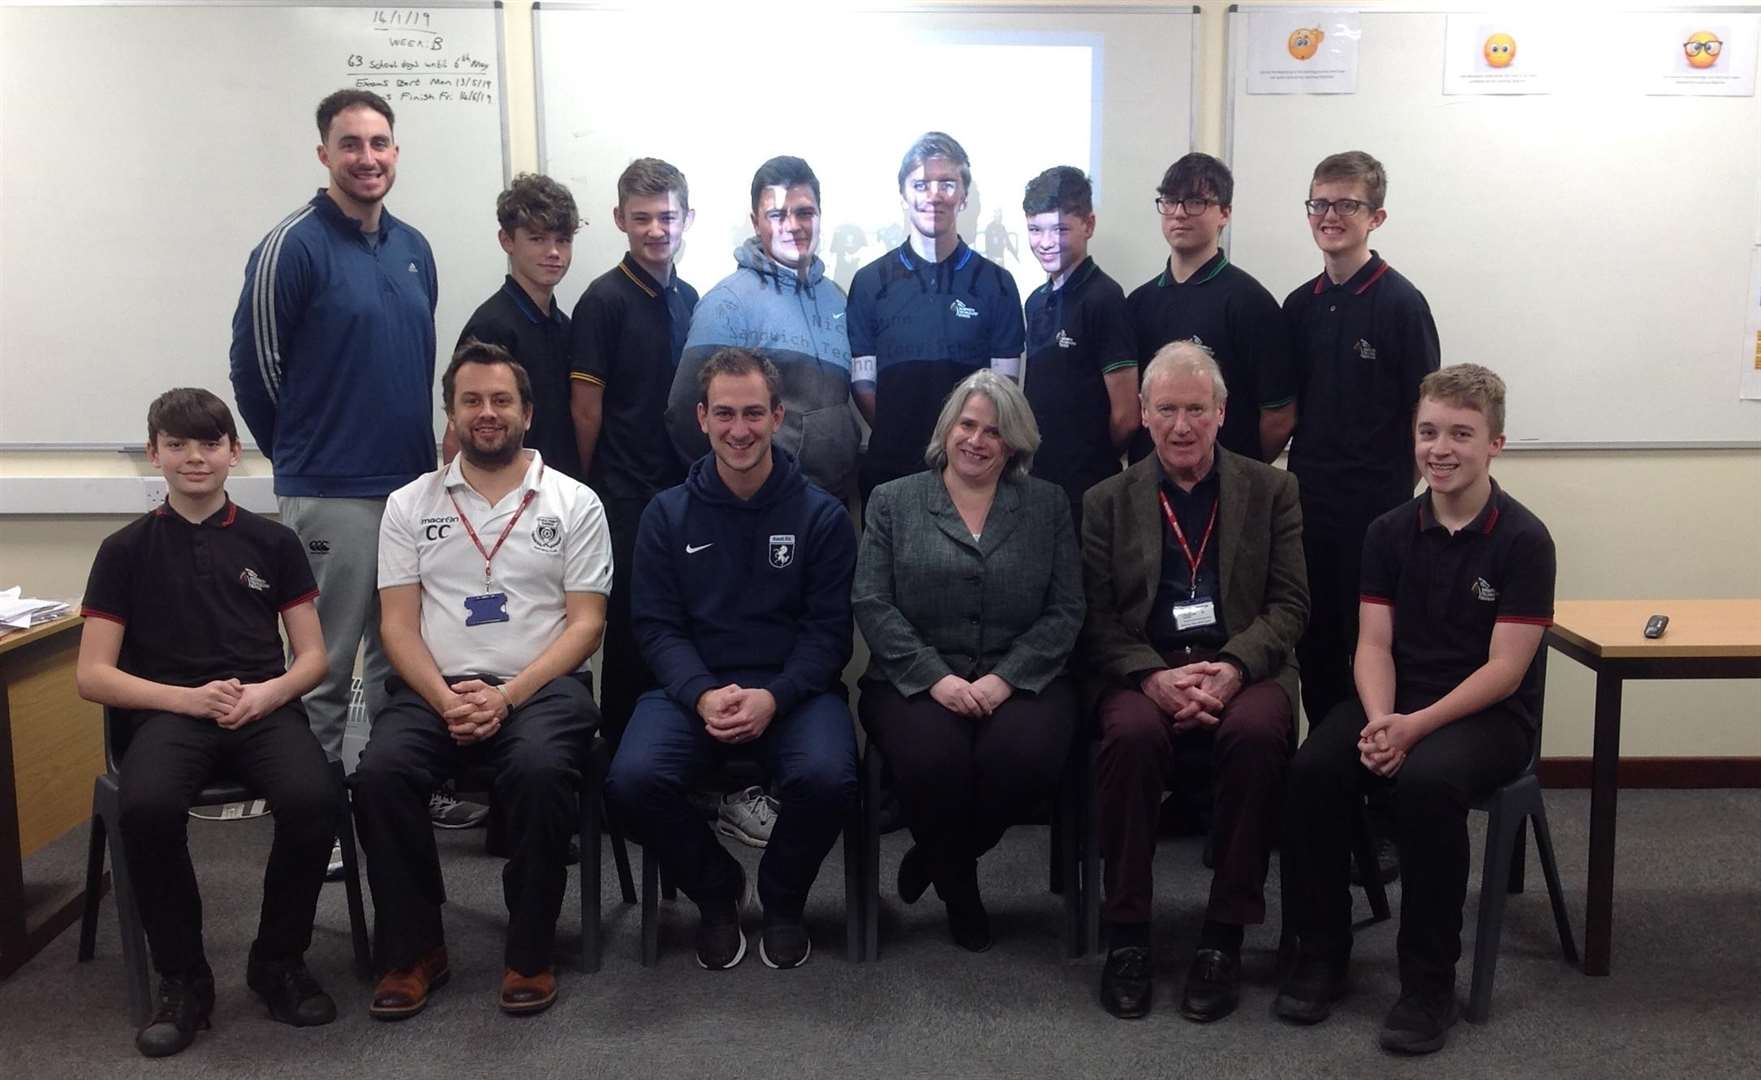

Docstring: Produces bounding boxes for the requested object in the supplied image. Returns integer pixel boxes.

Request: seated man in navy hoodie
[608,347,859,972]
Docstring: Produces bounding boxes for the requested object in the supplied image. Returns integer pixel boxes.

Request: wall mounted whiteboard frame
[1224,5,1761,451]
[532,2,1201,317]
[0,0,514,451]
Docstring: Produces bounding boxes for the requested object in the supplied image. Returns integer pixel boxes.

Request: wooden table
[0,614,106,977]
[1546,599,1761,976]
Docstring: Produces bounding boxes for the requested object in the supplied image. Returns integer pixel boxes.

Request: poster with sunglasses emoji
[1646,14,1757,96]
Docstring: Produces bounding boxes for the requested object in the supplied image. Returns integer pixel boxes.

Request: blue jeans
[607,684,856,919]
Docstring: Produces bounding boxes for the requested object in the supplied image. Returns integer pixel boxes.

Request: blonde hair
[1419,364,1507,436]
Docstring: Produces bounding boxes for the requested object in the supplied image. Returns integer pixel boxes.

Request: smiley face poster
[1245,9,1361,94]
[1442,15,1556,95]
[1643,14,1758,96]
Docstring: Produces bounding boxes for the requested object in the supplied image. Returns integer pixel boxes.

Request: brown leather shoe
[369,946,450,1021]
[500,968,558,1015]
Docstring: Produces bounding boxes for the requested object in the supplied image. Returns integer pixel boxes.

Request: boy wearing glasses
[1125,152,1295,464]
[1283,151,1441,734]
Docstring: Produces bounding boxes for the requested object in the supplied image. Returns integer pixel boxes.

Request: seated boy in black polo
[1275,364,1554,1055]
[76,388,338,1058]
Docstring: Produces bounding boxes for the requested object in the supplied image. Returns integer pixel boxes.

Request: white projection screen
[534,3,1199,310]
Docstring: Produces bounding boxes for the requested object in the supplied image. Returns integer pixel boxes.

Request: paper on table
[0,586,71,630]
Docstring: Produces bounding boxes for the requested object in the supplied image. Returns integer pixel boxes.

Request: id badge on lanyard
[450,479,539,629]
[1160,490,1219,631]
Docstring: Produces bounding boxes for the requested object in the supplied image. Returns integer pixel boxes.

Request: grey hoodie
[666,238,859,499]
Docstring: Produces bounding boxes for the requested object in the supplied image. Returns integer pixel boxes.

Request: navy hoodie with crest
[631,446,855,716]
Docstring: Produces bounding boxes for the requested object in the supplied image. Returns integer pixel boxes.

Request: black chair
[77,707,371,1027]
[862,736,1085,960]
[639,757,864,966]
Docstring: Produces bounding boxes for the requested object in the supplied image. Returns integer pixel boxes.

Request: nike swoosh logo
[686,543,714,554]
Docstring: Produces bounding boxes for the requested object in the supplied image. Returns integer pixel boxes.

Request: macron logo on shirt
[950,299,979,319]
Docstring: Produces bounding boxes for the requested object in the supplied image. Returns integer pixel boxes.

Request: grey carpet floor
[4,789,1759,1079]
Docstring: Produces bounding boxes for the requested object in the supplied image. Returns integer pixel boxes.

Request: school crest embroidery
[768,534,796,569]
[532,515,562,553]
[238,568,269,592]
[1471,577,1499,602]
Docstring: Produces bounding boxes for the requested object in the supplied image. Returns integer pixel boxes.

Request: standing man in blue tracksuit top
[607,348,858,973]
[228,90,437,813]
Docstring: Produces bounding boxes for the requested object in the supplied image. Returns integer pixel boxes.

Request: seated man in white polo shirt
[351,340,612,1020]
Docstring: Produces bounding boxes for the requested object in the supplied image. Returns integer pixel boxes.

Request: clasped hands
[1141,661,1242,733]
[441,679,510,746]
[187,678,281,731]
[929,673,1014,717]
[697,685,777,744]
[1358,712,1420,776]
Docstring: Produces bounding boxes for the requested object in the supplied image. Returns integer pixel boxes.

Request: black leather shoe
[945,890,992,953]
[135,966,215,1058]
[1100,946,1153,1019]
[1379,989,1459,1055]
[897,844,931,904]
[247,955,337,1027]
[1179,948,1240,1023]
[1274,947,1350,1025]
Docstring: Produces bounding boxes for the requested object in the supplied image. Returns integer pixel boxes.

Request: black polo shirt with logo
[1024,257,1135,504]
[459,275,580,481]
[80,500,318,689]
[847,239,1025,481]
[569,254,698,501]
[1359,481,1555,730]
[1125,251,1295,462]
[1284,251,1440,532]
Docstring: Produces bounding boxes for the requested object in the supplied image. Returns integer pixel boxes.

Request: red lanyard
[448,479,539,587]
[1158,490,1218,600]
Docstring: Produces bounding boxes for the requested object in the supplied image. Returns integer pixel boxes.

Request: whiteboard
[1226,7,1761,447]
[0,1,510,448]
[535,3,1199,313]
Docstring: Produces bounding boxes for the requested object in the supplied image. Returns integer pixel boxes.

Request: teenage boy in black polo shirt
[569,157,697,742]
[1285,150,1441,731]
[1020,166,1137,531]
[458,173,583,481]
[1126,153,1295,464]
[1276,365,1553,1056]
[848,131,1025,501]
[76,389,338,1058]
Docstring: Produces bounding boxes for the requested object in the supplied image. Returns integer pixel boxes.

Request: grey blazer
[854,470,1085,696]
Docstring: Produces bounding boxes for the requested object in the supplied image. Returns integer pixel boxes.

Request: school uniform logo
[239,568,270,592]
[1471,577,1499,602]
[768,534,796,569]
[532,515,563,553]
[1056,330,1077,349]
[420,514,456,542]
[950,299,980,319]
[1355,338,1378,360]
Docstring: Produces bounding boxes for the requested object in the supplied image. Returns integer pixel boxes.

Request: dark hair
[316,89,395,141]
[1022,165,1093,217]
[696,348,782,409]
[497,173,580,236]
[1158,152,1233,208]
[442,339,533,412]
[617,157,689,211]
[1420,363,1507,437]
[147,388,239,446]
[1312,150,1388,209]
[750,156,821,212]
[897,131,972,192]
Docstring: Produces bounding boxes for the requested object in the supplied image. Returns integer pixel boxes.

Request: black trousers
[1282,698,1531,994]
[600,494,657,746]
[1295,522,1369,729]
[350,675,597,975]
[117,705,336,976]
[858,677,1076,897]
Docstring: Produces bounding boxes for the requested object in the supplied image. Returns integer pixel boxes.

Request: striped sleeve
[228,206,316,453]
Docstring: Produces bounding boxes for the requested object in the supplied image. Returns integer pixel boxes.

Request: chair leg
[580,752,604,974]
[78,786,107,962]
[603,800,637,905]
[640,846,659,967]
[1351,803,1391,923]
[1467,797,1524,1024]
[1529,803,1579,966]
[844,799,864,963]
[331,763,372,979]
[96,782,152,1028]
[1507,817,1528,895]
[660,865,677,902]
[1082,749,1101,956]
[1057,751,1081,958]
[1048,798,1064,896]
[862,745,882,963]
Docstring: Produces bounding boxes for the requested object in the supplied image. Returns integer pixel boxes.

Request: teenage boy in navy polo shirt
[569,157,697,743]
[77,389,338,1058]
[1020,166,1138,530]
[458,173,583,482]
[1126,153,1295,464]
[848,132,1025,501]
[1285,151,1441,733]
[1276,365,1553,1055]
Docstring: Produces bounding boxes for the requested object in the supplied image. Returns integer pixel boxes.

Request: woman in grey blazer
[854,370,1085,951]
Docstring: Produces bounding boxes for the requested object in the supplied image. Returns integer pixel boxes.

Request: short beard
[460,435,522,470]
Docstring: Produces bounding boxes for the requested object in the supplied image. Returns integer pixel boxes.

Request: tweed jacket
[1078,447,1308,711]
[854,469,1084,697]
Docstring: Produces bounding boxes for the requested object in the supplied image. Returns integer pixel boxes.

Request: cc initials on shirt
[424,523,452,541]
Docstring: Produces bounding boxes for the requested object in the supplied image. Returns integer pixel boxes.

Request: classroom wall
[2,0,1757,760]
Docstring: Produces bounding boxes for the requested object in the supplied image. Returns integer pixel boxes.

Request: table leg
[1584,670,1622,976]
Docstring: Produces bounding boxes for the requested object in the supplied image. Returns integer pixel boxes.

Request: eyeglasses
[1155,195,1216,217]
[1684,39,1723,57]
[1304,197,1374,218]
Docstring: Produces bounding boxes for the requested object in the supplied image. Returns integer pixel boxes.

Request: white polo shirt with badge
[379,450,613,681]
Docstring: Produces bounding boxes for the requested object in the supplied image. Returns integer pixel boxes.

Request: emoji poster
[1442,15,1556,95]
[1245,9,1361,94]
[1643,14,1758,96]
